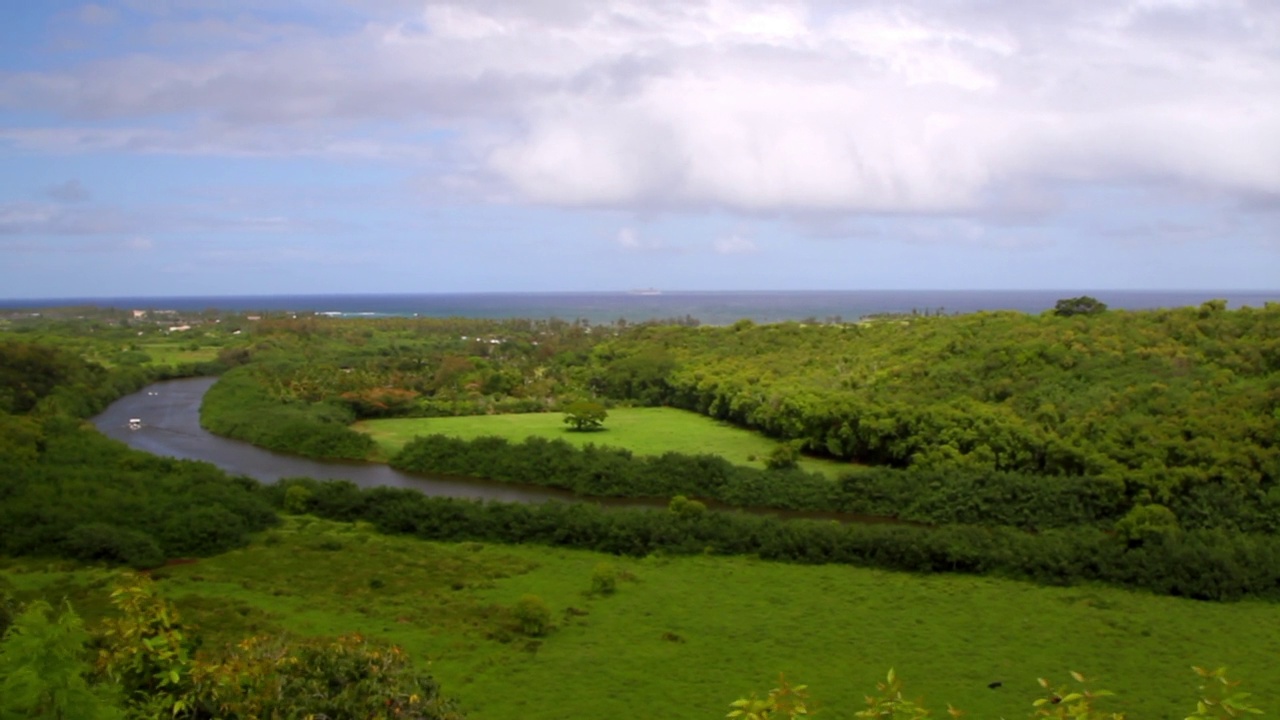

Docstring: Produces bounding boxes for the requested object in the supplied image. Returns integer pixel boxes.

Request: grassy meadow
[5,517,1277,720]
[356,407,853,477]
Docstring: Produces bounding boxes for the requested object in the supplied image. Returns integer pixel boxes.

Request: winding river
[92,377,654,507]
[93,377,883,523]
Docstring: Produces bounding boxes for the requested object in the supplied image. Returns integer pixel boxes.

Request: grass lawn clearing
[355,407,853,477]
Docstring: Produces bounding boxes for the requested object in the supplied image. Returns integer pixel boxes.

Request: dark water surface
[13,289,1280,325]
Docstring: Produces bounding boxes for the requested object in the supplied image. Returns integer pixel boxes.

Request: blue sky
[1,0,1278,298]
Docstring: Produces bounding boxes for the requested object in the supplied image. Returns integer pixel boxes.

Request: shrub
[284,484,314,515]
[0,601,124,720]
[669,494,707,519]
[63,523,164,569]
[513,595,553,637]
[765,442,801,470]
[160,506,249,557]
[1115,504,1180,547]
[591,563,618,595]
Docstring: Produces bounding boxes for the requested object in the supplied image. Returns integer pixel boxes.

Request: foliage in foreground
[730,667,1261,720]
[0,574,463,720]
[0,600,124,720]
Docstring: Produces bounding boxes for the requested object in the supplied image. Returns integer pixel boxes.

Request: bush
[160,506,248,557]
[591,563,618,595]
[765,442,801,470]
[1115,504,1181,547]
[513,594,553,637]
[63,523,164,569]
[284,484,314,514]
[669,495,707,519]
[0,601,125,720]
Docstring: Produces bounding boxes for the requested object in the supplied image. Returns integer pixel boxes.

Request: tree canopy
[563,400,608,431]
[1052,296,1108,317]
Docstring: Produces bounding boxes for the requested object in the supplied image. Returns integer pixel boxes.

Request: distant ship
[629,288,662,296]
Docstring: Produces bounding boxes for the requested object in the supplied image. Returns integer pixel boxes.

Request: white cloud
[2,0,1278,220]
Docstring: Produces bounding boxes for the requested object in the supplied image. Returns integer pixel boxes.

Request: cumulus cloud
[2,0,1278,218]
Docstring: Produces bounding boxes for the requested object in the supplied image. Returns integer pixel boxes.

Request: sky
[1,0,1278,298]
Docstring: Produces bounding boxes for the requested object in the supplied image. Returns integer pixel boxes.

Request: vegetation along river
[92,377,632,506]
[93,377,880,522]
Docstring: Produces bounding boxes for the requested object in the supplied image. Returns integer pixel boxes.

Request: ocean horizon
[3,289,1277,325]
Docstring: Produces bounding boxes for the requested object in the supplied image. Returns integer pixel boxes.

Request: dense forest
[197,303,1280,523]
[198,303,1280,495]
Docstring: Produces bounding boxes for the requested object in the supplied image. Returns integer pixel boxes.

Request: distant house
[168,324,192,332]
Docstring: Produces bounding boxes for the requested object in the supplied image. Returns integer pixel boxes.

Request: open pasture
[356,407,852,477]
[5,517,1277,720]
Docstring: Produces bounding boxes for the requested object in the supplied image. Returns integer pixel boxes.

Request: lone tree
[1053,296,1108,317]
[563,400,608,432]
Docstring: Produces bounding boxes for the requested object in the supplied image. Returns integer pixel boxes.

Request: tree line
[275,477,1280,602]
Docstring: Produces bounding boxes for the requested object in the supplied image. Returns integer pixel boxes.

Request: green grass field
[5,518,1277,720]
[355,408,854,477]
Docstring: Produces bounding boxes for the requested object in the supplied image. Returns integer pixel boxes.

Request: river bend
[92,377,637,506]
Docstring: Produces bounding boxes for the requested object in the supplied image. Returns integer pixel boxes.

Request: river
[92,377,887,523]
[91,377,647,506]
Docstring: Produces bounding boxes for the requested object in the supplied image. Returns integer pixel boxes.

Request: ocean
[3,290,1277,325]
